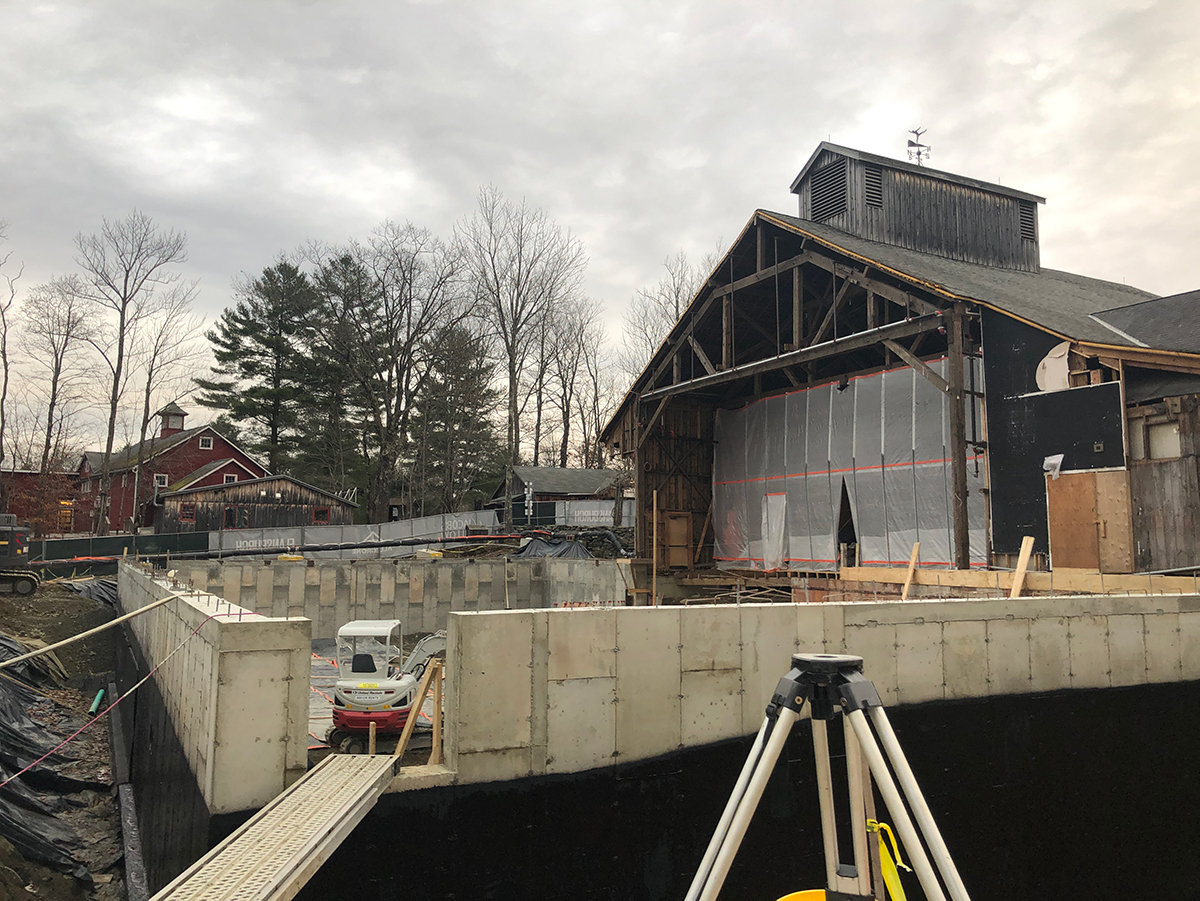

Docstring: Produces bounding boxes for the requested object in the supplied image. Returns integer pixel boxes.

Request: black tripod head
[767,653,882,722]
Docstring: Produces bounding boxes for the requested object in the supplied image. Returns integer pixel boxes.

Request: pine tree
[404,324,505,515]
[194,261,316,472]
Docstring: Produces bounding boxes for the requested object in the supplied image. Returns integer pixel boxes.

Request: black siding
[982,310,1125,555]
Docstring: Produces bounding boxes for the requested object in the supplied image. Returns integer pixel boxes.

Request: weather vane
[907,128,931,166]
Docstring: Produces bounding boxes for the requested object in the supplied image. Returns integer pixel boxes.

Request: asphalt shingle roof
[504,466,620,498]
[761,212,1159,346]
[1092,290,1200,353]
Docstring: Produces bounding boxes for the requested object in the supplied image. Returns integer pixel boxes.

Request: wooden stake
[900,543,920,601]
[652,489,659,606]
[368,720,377,756]
[428,661,444,766]
[392,660,439,763]
[1009,536,1035,599]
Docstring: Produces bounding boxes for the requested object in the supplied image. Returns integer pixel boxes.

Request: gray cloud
[1,0,1197,345]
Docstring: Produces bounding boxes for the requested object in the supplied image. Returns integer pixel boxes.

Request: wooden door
[1046,470,1135,573]
[1095,470,1134,573]
[662,512,693,569]
[1046,472,1099,569]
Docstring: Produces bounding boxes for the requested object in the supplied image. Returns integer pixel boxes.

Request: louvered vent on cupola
[810,158,848,221]
[864,164,883,207]
[1019,201,1037,241]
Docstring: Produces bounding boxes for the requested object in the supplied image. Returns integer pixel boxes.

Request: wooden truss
[629,214,975,569]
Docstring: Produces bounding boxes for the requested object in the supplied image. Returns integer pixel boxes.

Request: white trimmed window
[154,473,169,488]
[199,436,213,450]
[224,474,237,484]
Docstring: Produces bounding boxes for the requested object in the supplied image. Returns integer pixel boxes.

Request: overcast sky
[2,0,1198,346]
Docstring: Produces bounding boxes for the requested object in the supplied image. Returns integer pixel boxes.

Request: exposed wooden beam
[722,295,733,369]
[792,268,803,350]
[783,368,801,388]
[734,303,777,345]
[637,395,673,450]
[687,335,716,376]
[645,290,721,387]
[882,339,950,396]
[947,303,969,570]
[641,314,942,401]
[810,276,855,346]
[708,252,816,300]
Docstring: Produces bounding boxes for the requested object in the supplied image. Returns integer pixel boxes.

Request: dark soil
[0,582,125,901]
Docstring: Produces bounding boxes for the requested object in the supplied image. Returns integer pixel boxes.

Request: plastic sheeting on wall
[713,358,987,571]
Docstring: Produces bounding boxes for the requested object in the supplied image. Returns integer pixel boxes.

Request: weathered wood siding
[798,153,1039,271]
[634,397,715,563]
[156,479,354,533]
[1130,394,1200,571]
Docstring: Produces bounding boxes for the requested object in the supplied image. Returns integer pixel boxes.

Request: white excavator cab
[335,619,404,682]
[328,619,447,752]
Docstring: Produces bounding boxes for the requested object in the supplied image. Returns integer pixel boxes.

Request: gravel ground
[0,582,126,901]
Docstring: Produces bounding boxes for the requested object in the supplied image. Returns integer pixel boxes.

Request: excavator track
[0,569,41,596]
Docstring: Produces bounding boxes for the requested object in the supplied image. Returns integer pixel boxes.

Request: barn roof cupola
[156,402,188,438]
[790,142,1046,272]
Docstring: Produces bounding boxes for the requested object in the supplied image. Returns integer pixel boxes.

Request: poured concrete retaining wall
[442,593,1200,785]
[169,558,633,640]
[118,562,311,813]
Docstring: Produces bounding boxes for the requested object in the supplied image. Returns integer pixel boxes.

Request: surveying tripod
[685,654,971,901]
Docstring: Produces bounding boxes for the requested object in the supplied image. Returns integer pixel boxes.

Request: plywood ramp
[152,754,396,901]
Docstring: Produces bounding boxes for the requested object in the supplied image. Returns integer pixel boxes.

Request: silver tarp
[713,358,986,571]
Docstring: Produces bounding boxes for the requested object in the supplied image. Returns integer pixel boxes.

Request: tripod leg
[845,708,947,901]
[684,716,771,901]
[869,706,972,901]
[698,706,802,901]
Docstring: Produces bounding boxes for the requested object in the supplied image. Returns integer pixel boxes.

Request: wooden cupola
[157,402,188,438]
[790,142,1046,271]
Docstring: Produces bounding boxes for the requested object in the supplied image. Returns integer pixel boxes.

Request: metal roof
[789,142,1046,204]
[762,212,1158,344]
[1092,290,1200,354]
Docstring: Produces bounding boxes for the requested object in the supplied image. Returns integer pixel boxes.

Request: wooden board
[1095,469,1134,574]
[1046,472,1099,570]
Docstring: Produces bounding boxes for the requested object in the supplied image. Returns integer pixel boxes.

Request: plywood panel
[1046,472,1098,570]
[1095,469,1134,573]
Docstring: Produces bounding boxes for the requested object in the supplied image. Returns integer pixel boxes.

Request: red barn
[77,404,268,533]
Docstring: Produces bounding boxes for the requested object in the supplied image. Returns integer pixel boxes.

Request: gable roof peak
[789,141,1046,205]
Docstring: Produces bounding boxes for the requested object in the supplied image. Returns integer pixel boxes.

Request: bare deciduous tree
[75,210,189,534]
[128,282,205,529]
[0,224,19,513]
[617,247,721,383]
[458,188,586,523]
[20,275,95,530]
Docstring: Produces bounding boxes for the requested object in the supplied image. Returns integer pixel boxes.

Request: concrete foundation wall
[169,558,633,640]
[118,561,311,813]
[442,593,1200,785]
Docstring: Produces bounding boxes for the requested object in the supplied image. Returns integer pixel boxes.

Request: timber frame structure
[604,211,975,568]
[602,144,1200,575]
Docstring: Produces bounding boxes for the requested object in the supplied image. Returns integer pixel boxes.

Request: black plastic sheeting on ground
[0,634,59,689]
[62,577,119,609]
[512,538,594,559]
[0,677,85,872]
